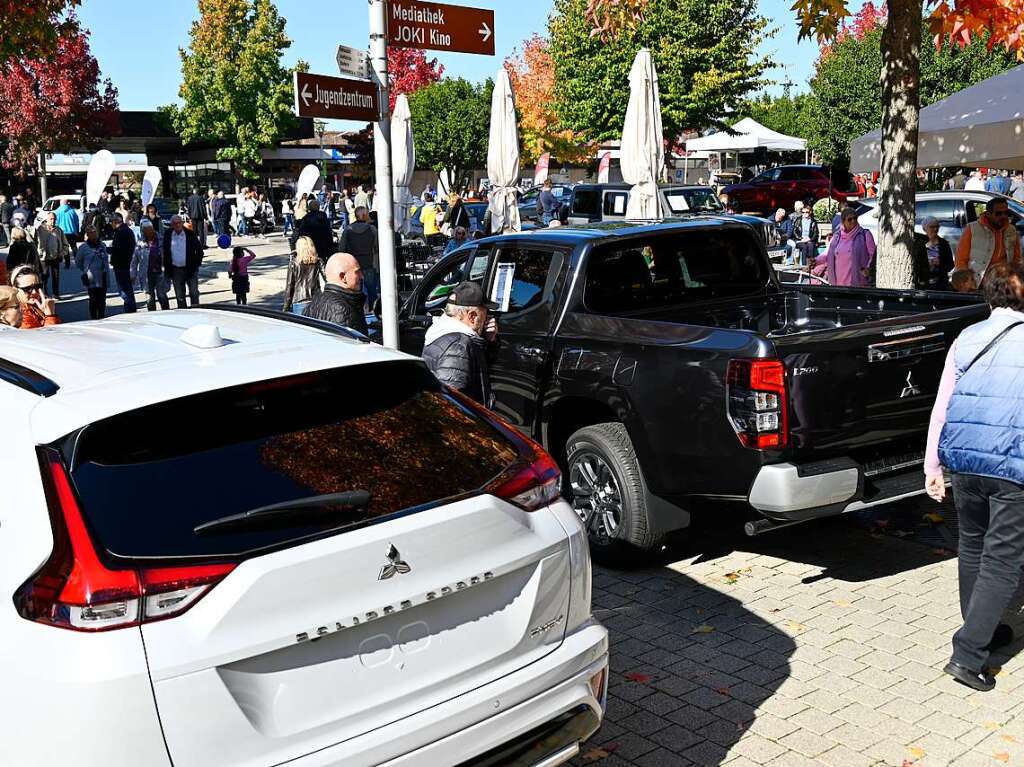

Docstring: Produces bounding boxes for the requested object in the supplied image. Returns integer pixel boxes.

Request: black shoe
[944,661,996,691]
[986,624,1015,651]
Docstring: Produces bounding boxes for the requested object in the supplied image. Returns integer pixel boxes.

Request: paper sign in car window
[492,262,516,312]
[613,195,627,215]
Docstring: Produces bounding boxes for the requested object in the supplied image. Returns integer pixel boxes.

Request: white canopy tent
[851,65,1024,171]
[686,117,807,154]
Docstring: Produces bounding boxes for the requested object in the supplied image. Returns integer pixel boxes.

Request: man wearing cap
[422,281,499,407]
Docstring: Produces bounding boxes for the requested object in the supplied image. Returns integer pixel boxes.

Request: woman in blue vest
[925,262,1024,691]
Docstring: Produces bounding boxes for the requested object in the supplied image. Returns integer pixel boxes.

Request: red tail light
[726,359,789,450]
[14,449,235,632]
[447,389,562,511]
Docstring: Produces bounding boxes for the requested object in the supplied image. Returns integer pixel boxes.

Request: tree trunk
[874,0,922,289]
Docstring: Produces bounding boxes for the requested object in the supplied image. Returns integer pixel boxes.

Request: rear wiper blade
[194,490,371,536]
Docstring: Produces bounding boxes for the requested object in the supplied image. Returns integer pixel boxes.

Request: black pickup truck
[396,220,987,559]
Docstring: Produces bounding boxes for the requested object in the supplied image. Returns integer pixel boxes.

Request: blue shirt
[54,204,80,236]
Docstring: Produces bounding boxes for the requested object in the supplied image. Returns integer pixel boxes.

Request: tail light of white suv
[14,448,236,632]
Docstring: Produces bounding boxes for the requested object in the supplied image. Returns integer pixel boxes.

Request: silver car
[857,190,1024,253]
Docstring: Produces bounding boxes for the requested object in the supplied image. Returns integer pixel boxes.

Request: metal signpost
[367,0,495,349]
[336,45,370,80]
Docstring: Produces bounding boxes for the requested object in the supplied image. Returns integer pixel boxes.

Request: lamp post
[315,119,327,182]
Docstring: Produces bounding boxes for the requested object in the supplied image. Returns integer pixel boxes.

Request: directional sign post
[293,71,379,122]
[387,0,495,56]
[336,44,370,80]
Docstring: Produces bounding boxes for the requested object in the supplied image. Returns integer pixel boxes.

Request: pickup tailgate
[774,306,985,462]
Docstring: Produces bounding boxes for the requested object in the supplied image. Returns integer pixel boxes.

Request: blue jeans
[284,214,295,235]
[114,268,137,313]
[362,266,380,310]
[238,216,248,235]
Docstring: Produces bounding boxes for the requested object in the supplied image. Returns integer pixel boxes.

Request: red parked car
[723,165,849,215]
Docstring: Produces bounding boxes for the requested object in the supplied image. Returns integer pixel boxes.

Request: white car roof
[0,310,409,441]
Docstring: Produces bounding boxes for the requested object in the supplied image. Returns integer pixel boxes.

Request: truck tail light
[13,449,235,632]
[447,389,562,511]
[727,359,789,450]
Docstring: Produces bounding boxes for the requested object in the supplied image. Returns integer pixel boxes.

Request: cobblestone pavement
[575,496,1024,767]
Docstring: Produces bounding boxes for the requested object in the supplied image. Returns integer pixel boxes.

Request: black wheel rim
[569,450,623,545]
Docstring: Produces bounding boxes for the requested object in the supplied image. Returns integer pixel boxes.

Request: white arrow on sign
[300,82,312,107]
[479,22,492,43]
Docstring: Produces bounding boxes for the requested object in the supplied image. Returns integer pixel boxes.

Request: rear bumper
[293,620,608,767]
[748,458,929,522]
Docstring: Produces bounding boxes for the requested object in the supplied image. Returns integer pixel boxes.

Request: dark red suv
[723,165,848,215]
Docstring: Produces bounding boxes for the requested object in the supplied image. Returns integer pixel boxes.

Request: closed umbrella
[486,68,522,234]
[391,94,415,234]
[621,49,664,221]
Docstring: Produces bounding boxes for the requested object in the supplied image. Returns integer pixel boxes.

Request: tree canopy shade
[505,35,595,165]
[407,78,493,192]
[801,5,1017,167]
[0,16,119,171]
[0,0,80,62]
[550,0,774,145]
[164,0,301,179]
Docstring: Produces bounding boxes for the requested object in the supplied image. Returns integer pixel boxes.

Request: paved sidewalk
[577,498,1024,767]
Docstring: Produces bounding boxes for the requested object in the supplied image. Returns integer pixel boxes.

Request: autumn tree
[505,35,594,165]
[388,48,444,112]
[165,0,301,179]
[407,78,493,192]
[0,0,80,62]
[552,0,774,146]
[0,15,119,171]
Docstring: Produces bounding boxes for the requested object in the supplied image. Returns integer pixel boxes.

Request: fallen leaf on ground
[624,672,651,684]
[692,624,716,634]
[713,686,731,696]
[908,746,926,760]
[901,761,918,767]
[1001,734,1017,744]
[923,512,945,524]
[985,721,1002,731]
[784,620,807,633]
[580,747,613,762]
[993,752,1010,763]
[833,600,853,608]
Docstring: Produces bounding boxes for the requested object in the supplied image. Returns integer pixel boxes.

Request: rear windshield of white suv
[59,361,518,561]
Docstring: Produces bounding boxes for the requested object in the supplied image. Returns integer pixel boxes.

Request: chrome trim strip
[868,333,945,363]
[532,744,581,767]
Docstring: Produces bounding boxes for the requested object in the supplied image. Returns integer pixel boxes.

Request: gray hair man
[421,281,498,406]
[36,211,71,299]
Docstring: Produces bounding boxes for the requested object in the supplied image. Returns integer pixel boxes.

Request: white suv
[0,308,607,767]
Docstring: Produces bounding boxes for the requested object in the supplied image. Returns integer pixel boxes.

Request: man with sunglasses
[10,267,58,329]
[956,197,1022,285]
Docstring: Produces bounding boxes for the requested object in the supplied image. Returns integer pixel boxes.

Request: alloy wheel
[569,450,623,545]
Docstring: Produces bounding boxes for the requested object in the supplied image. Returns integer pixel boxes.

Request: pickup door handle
[867,333,945,363]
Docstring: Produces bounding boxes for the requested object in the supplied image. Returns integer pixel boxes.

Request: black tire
[564,422,665,565]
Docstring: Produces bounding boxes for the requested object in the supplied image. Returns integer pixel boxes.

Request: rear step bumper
[453,705,600,767]
[287,621,608,767]
[748,458,933,522]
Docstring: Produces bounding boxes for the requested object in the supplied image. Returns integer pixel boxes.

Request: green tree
[548,0,774,145]
[737,91,810,140]
[407,78,493,192]
[803,11,1018,167]
[164,0,301,179]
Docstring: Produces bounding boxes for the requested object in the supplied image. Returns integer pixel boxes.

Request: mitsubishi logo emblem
[378,544,412,580]
[900,371,921,399]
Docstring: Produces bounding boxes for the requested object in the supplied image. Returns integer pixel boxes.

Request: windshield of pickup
[584,228,770,313]
[663,188,723,214]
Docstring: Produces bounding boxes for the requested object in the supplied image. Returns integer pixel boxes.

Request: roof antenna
[180,324,226,349]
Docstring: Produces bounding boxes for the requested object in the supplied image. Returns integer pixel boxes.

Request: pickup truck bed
[397,219,987,558]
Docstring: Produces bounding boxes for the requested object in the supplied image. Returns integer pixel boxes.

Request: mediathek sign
[293,71,379,122]
[387,0,495,56]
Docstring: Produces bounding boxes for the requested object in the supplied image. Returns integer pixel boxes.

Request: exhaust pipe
[744,518,807,537]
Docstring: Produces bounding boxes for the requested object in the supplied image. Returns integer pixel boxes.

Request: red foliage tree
[0,0,80,62]
[388,47,444,112]
[0,17,119,171]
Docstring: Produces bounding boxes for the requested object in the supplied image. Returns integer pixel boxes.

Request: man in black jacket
[422,282,498,407]
[185,188,208,248]
[0,194,12,246]
[296,199,334,262]
[303,253,367,335]
[109,213,138,312]
[163,215,204,308]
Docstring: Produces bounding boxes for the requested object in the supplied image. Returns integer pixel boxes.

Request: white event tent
[851,65,1024,171]
[686,117,807,154]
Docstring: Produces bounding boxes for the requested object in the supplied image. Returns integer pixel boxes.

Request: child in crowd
[951,269,978,293]
[228,246,256,305]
